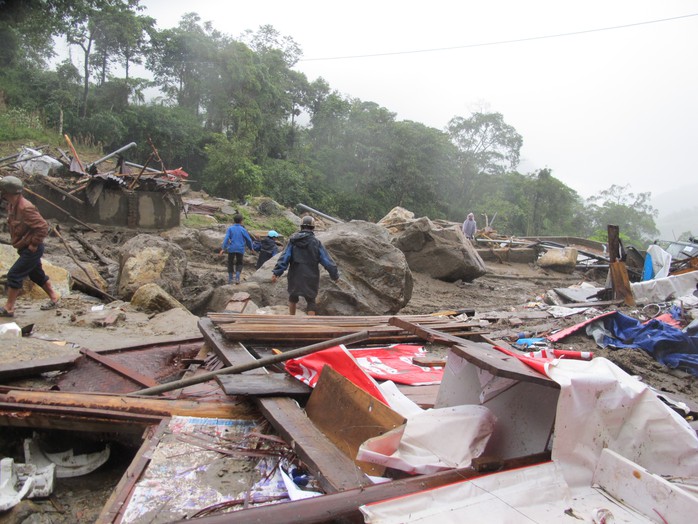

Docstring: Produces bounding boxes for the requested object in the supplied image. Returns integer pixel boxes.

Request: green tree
[64,1,145,117]
[585,184,659,246]
[376,121,457,218]
[447,112,523,207]
[203,134,262,200]
[147,13,225,114]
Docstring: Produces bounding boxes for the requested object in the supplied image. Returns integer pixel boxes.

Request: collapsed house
[1,179,698,520]
[0,142,185,230]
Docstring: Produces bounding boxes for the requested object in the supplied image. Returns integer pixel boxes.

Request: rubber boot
[235,271,241,284]
[228,273,233,284]
[288,302,296,315]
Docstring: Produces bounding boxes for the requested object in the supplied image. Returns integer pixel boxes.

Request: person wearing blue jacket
[271,216,339,315]
[219,214,255,284]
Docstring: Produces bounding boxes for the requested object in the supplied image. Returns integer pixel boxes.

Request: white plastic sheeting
[356,404,496,475]
[548,357,698,491]
[15,147,62,176]
[630,270,698,305]
[360,358,698,522]
[645,244,672,279]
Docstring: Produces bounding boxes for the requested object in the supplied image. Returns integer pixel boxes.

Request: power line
[300,12,698,62]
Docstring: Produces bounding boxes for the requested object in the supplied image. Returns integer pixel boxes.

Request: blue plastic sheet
[642,253,654,281]
[587,312,698,376]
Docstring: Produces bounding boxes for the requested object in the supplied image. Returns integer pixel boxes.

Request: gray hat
[301,216,315,229]
[0,176,23,194]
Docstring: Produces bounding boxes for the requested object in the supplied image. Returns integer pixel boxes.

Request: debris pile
[0,139,186,230]
[0,196,698,521]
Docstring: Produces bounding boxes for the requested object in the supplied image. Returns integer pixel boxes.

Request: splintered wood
[207,313,483,343]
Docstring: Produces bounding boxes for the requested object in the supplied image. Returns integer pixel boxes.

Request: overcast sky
[136,0,698,201]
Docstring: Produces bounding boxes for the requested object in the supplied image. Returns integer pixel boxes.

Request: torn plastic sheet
[360,359,698,523]
[356,405,496,475]
[0,458,34,512]
[15,147,62,176]
[631,270,698,304]
[584,311,698,376]
[359,456,688,523]
[23,435,110,478]
[547,358,698,491]
[644,244,672,280]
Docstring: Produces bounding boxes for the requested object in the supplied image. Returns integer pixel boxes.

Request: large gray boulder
[248,221,412,315]
[117,234,187,300]
[390,216,487,282]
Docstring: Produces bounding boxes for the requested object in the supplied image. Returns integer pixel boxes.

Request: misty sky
[135,0,697,201]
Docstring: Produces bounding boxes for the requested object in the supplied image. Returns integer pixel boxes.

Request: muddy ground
[1,216,697,523]
[3,250,696,407]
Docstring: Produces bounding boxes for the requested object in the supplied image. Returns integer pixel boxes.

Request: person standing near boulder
[271,216,339,316]
[462,212,477,240]
[0,175,61,317]
[255,230,281,269]
[219,213,255,284]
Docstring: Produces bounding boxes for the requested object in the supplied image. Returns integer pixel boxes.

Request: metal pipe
[124,161,160,174]
[86,142,137,171]
[297,203,344,223]
[130,330,369,396]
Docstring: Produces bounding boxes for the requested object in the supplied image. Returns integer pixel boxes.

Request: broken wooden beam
[1,390,257,419]
[200,317,372,494]
[0,401,161,433]
[0,355,78,381]
[96,420,170,524]
[216,374,311,397]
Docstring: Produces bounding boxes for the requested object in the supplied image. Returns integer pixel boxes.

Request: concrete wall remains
[30,184,180,230]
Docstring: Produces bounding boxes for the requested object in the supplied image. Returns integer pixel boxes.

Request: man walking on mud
[271,216,339,315]
[0,175,61,317]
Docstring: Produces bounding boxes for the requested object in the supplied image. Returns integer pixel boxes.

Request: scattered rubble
[1,147,698,521]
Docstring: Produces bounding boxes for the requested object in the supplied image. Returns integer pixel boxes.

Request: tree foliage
[585,184,659,246]
[0,6,660,244]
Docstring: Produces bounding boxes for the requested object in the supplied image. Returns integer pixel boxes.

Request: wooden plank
[96,419,170,524]
[2,390,258,419]
[216,374,311,396]
[305,366,406,476]
[389,316,469,346]
[450,340,558,389]
[200,317,372,493]
[397,384,440,409]
[0,355,78,380]
[80,348,159,387]
[412,355,447,367]
[0,402,160,433]
[609,261,636,306]
[184,451,551,524]
[255,396,372,493]
[200,317,265,371]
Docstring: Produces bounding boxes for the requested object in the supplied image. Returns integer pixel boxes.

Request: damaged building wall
[30,185,180,230]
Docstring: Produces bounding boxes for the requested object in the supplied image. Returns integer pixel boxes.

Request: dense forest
[0,0,660,246]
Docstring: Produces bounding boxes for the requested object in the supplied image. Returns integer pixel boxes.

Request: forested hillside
[0,0,661,246]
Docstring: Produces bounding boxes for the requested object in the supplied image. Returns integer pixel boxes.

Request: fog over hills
[653,182,698,241]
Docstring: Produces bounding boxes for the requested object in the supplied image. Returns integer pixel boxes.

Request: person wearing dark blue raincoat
[271,216,339,315]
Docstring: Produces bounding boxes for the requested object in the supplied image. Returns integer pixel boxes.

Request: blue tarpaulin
[586,312,698,376]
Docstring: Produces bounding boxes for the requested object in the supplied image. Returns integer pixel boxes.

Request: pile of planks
[208,313,484,343]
